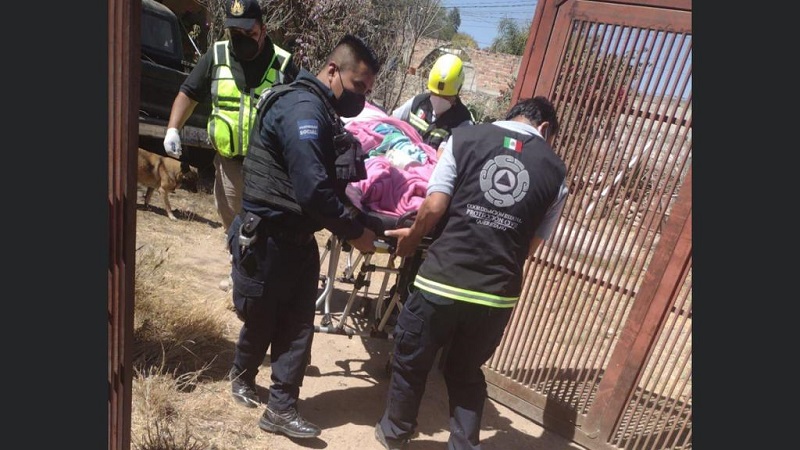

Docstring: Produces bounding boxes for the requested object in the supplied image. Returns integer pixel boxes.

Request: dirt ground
[134,181,587,450]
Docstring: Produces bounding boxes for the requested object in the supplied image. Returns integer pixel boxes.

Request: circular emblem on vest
[479,155,529,207]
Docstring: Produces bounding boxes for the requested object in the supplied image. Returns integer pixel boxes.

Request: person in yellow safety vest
[391,53,474,157]
[163,0,296,235]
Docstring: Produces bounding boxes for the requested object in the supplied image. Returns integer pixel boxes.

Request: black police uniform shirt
[241,68,365,241]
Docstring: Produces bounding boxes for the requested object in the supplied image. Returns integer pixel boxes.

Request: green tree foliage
[451,32,478,49]
[448,8,461,29]
[444,8,461,39]
[489,18,529,55]
[422,6,461,41]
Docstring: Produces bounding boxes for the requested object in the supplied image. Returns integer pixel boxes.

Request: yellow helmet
[427,53,464,96]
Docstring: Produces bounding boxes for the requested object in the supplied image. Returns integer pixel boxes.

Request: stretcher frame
[313,213,431,339]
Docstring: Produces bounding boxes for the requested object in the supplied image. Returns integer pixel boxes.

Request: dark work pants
[378,289,513,450]
[228,214,320,411]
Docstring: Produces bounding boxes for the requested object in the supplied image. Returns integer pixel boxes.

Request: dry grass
[132,184,245,450]
[131,366,208,450]
[133,243,230,378]
[130,360,263,450]
[132,183,327,450]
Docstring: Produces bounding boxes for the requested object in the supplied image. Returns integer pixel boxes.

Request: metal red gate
[484,1,692,449]
[109,0,139,449]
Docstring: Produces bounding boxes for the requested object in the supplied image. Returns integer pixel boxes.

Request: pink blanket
[353,157,434,217]
[345,103,438,217]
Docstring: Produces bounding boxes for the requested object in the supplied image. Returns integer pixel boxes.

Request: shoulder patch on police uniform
[297,119,319,140]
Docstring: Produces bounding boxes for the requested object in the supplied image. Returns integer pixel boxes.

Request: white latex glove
[164,127,182,158]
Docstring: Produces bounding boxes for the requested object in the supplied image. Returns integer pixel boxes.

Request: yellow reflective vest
[208,41,291,158]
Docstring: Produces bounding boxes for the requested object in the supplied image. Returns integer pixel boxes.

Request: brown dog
[137,148,197,220]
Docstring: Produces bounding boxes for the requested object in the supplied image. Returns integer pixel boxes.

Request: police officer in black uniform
[375,97,569,450]
[227,34,382,439]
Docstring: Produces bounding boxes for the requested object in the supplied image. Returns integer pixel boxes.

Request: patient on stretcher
[316,102,439,337]
[343,101,439,221]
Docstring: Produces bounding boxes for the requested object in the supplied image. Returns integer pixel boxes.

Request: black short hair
[327,34,381,75]
[505,96,559,137]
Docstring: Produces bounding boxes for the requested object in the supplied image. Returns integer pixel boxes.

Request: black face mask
[230,33,261,61]
[334,70,366,118]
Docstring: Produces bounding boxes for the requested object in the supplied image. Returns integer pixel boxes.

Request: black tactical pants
[228,213,319,411]
[378,289,513,450]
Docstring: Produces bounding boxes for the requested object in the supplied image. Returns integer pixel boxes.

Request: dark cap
[224,0,262,29]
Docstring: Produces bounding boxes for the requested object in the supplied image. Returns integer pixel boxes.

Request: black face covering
[334,70,366,118]
[230,33,261,61]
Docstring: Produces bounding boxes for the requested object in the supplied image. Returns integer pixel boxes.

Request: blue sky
[442,0,539,49]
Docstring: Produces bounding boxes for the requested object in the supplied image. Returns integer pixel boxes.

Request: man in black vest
[391,53,474,156]
[227,35,381,439]
[374,97,568,450]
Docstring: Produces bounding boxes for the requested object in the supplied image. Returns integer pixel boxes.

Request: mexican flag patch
[503,136,522,153]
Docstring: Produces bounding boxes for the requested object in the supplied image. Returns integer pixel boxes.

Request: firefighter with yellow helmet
[391,53,474,154]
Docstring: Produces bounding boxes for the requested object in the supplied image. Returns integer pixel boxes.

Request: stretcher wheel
[321,313,332,327]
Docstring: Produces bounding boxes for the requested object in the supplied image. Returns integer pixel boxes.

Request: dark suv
[139,0,213,171]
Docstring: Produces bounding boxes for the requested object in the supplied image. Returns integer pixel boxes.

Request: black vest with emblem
[242,78,364,214]
[408,92,473,149]
[414,123,566,307]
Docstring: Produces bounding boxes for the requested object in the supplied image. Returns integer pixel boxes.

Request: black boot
[229,366,259,408]
[259,406,321,439]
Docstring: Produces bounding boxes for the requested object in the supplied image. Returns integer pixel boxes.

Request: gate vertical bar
[108,0,140,449]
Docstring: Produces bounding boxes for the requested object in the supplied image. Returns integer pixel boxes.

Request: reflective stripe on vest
[272,45,291,72]
[413,275,518,308]
[408,110,430,133]
[428,127,449,141]
[208,41,290,158]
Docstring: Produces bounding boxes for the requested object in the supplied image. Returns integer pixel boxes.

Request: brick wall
[408,38,522,96]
